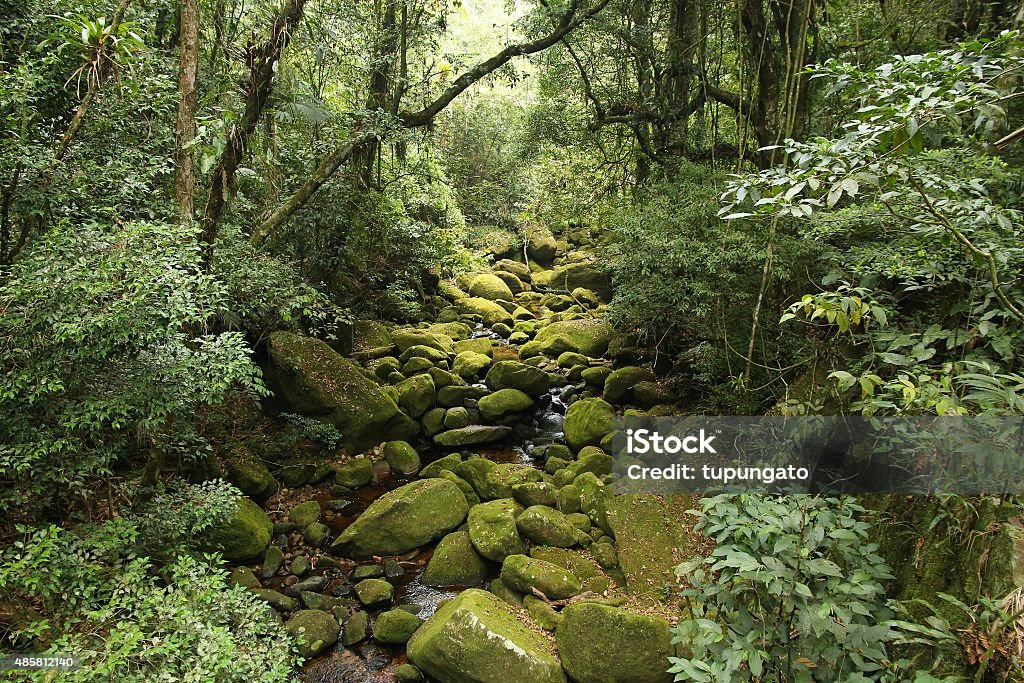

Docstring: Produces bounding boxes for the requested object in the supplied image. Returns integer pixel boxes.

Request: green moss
[203,497,272,562]
[556,602,674,683]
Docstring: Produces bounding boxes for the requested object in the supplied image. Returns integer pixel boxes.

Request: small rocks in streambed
[354,578,394,606]
[516,505,583,547]
[252,588,297,612]
[432,424,512,447]
[334,457,373,488]
[384,559,404,580]
[382,440,421,474]
[500,554,582,600]
[407,589,566,683]
[289,554,311,578]
[394,663,423,682]
[300,591,348,612]
[288,500,321,528]
[285,609,340,658]
[556,602,675,683]
[261,545,284,578]
[421,530,488,587]
[372,608,423,644]
[329,479,469,558]
[303,522,330,548]
[467,498,526,562]
[351,564,385,580]
[342,609,369,645]
[228,566,261,588]
[287,575,328,596]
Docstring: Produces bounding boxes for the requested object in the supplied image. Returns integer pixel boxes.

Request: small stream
[291,343,574,682]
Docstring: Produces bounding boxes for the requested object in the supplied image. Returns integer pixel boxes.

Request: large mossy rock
[516,505,580,547]
[556,602,674,683]
[373,609,423,644]
[433,425,512,447]
[453,351,492,378]
[603,366,656,403]
[485,360,550,396]
[534,319,613,358]
[407,589,566,683]
[478,388,535,421]
[396,374,436,418]
[330,479,469,558]
[222,445,278,502]
[469,273,515,301]
[606,494,699,602]
[457,297,514,326]
[563,398,615,452]
[421,530,488,587]
[393,329,454,354]
[500,554,582,600]
[548,262,613,301]
[285,609,340,658]
[265,332,418,453]
[467,498,526,562]
[523,225,557,265]
[204,497,272,561]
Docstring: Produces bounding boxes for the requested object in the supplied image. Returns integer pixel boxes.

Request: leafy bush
[0,482,298,682]
[670,494,901,682]
[0,220,266,516]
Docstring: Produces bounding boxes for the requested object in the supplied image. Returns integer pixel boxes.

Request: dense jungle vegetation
[4,0,1024,680]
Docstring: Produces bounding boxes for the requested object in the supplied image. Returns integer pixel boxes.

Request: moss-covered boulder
[469,273,515,301]
[419,453,463,478]
[407,589,566,683]
[421,530,488,586]
[203,497,272,562]
[530,547,611,594]
[581,366,612,388]
[548,262,613,301]
[393,329,453,354]
[223,446,278,502]
[467,498,527,562]
[437,384,490,407]
[453,351,492,378]
[288,500,321,528]
[533,319,613,358]
[396,374,436,419]
[485,361,550,396]
[556,602,674,683]
[524,224,557,264]
[265,332,418,453]
[452,457,496,499]
[564,398,615,452]
[383,440,421,474]
[484,463,544,499]
[454,337,494,358]
[512,481,557,508]
[439,470,480,506]
[335,457,373,488]
[355,578,394,606]
[606,494,698,602]
[603,366,656,403]
[330,479,469,558]
[457,297,514,326]
[433,425,512,447]
[516,505,581,547]
[524,594,562,631]
[478,388,535,421]
[285,609,340,658]
[373,609,423,644]
[500,554,582,600]
[353,319,393,352]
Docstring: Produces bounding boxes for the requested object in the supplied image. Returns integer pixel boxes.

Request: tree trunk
[175,0,200,226]
[199,0,307,266]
